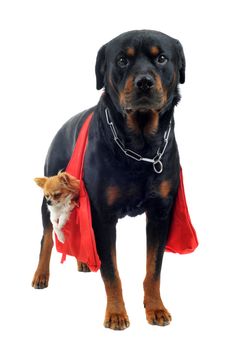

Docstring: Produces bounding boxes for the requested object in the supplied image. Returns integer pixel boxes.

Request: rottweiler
[32,30,185,330]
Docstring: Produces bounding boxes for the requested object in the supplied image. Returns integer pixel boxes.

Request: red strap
[55,113,101,271]
[66,113,93,179]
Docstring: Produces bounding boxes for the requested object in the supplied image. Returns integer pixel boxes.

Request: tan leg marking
[32,224,53,289]
[77,261,91,272]
[103,249,129,330]
[143,248,171,326]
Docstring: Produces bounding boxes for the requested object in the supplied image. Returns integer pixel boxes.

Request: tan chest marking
[159,180,171,199]
[106,186,121,206]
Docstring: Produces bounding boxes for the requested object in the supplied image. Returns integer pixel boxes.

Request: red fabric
[166,168,198,253]
[55,113,198,272]
[55,113,101,272]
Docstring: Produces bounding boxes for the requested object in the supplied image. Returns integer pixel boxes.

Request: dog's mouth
[123,106,159,119]
[123,100,164,116]
[122,90,166,117]
[124,107,152,114]
[121,94,166,134]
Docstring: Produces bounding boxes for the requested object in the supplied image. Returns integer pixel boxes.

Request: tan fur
[126,112,141,134]
[103,248,129,330]
[34,172,80,243]
[150,46,159,56]
[34,172,80,204]
[144,111,159,134]
[126,47,135,57]
[119,75,134,108]
[32,224,53,289]
[106,186,121,206]
[143,248,172,326]
[154,74,168,108]
[159,180,171,199]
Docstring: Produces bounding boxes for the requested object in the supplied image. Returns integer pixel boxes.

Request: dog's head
[96,30,185,134]
[34,172,80,207]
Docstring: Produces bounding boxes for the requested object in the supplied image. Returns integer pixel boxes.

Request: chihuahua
[34,172,80,243]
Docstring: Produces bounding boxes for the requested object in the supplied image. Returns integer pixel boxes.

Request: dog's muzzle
[134,74,155,92]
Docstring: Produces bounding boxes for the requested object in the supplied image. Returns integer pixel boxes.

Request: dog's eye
[156,54,168,65]
[53,193,61,199]
[117,56,129,68]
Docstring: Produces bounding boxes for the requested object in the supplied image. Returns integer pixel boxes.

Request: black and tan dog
[32,30,185,330]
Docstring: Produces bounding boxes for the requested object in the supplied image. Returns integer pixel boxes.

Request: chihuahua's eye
[117,56,129,68]
[45,195,49,199]
[53,193,61,199]
[156,54,168,65]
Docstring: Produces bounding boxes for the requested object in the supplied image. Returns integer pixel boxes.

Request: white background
[0,0,232,349]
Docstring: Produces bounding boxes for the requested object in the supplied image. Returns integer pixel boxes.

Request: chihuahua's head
[34,172,80,207]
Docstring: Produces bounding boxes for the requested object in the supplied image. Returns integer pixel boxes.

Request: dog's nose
[46,199,52,206]
[135,74,154,91]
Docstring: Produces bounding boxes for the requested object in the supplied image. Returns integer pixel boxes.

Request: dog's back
[44,107,95,177]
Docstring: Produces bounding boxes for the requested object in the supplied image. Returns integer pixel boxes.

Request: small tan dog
[34,172,80,243]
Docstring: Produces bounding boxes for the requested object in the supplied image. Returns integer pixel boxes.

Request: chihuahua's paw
[55,229,65,243]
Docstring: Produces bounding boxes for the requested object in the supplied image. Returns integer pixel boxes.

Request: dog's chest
[84,141,172,218]
[105,173,162,218]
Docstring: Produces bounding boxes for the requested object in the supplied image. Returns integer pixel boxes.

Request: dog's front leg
[92,212,129,330]
[32,198,53,289]
[144,201,173,326]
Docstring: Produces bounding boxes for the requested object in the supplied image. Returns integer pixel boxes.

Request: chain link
[105,108,171,174]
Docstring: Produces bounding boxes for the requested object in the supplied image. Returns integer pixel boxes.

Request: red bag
[55,113,198,272]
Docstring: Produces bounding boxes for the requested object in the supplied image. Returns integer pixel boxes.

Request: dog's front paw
[104,312,130,330]
[145,307,172,326]
[32,270,49,289]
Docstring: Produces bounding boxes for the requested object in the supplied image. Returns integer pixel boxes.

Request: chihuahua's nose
[135,74,154,92]
[46,199,52,206]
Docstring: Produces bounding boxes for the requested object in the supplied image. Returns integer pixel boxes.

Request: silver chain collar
[105,108,172,174]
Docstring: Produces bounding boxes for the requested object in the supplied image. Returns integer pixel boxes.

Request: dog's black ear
[95,44,107,90]
[176,40,186,84]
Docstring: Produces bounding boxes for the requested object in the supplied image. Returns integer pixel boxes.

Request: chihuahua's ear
[58,172,71,186]
[34,177,48,188]
[59,172,80,191]
[95,44,107,90]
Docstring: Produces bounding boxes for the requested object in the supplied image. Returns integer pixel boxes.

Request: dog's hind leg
[77,261,91,272]
[32,198,54,289]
